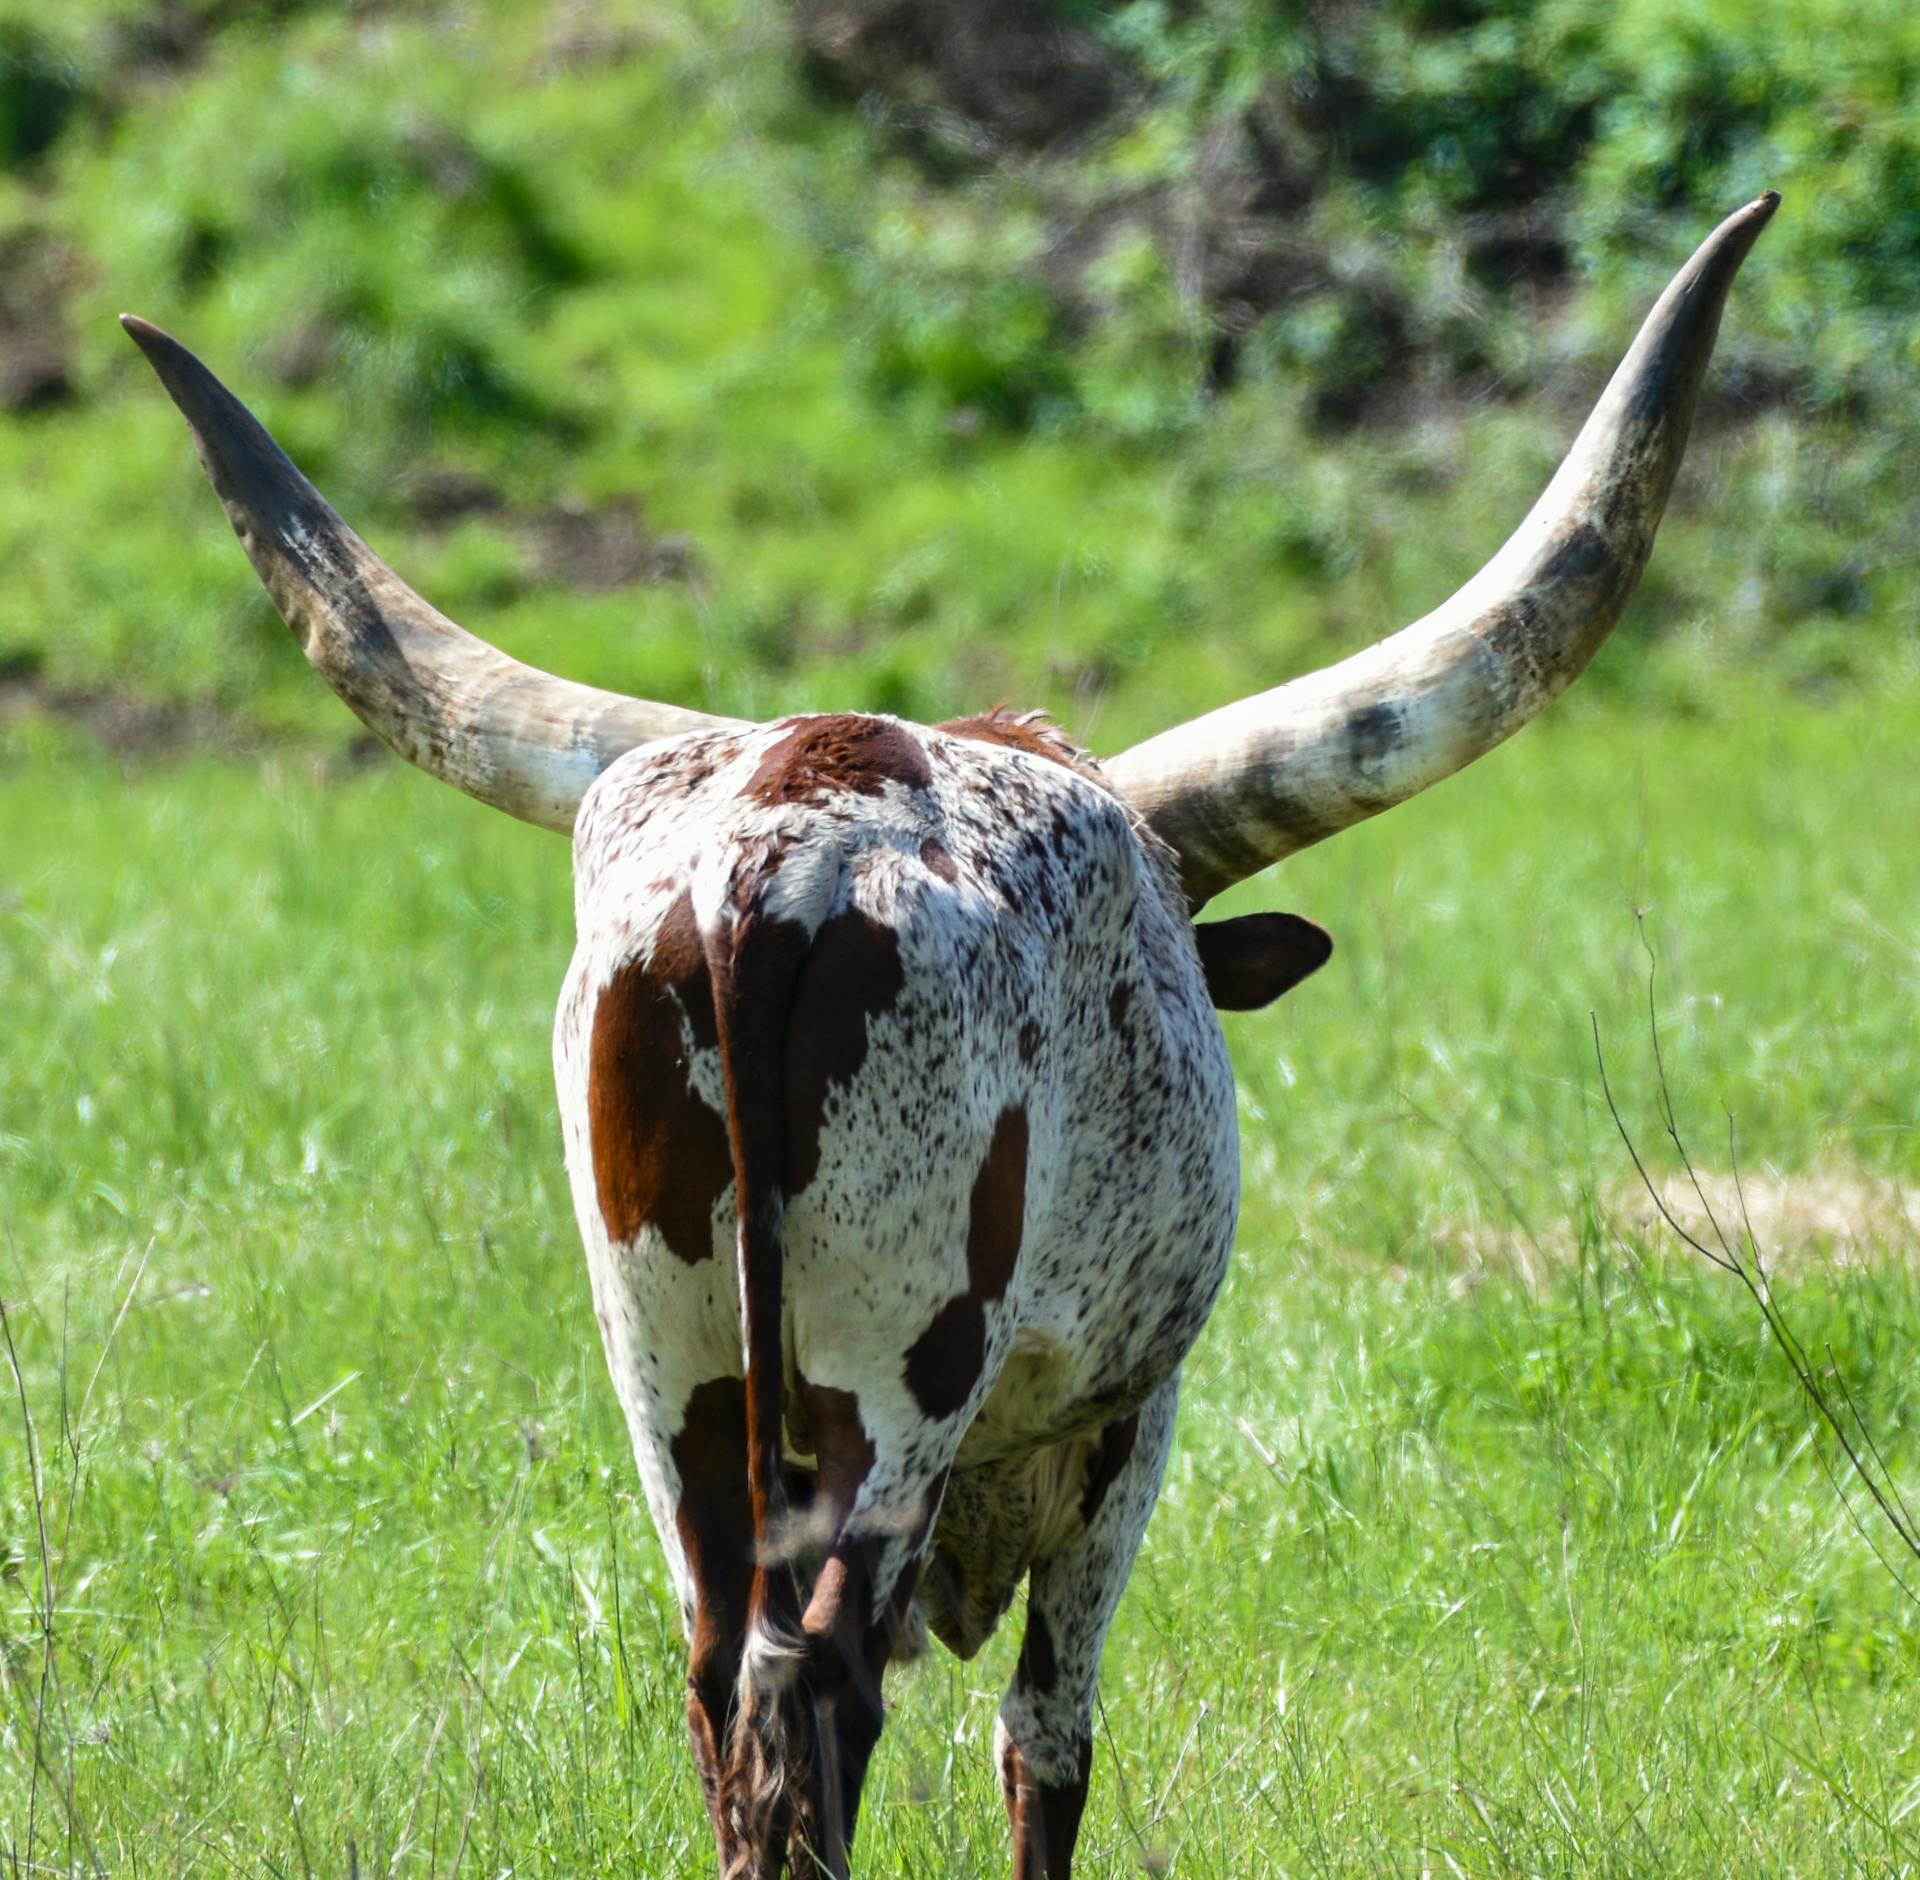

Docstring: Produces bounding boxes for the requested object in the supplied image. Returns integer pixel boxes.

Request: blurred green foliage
[0,0,1912,756]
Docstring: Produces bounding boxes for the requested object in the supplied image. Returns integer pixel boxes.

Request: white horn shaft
[122,317,743,832]
[1104,192,1779,908]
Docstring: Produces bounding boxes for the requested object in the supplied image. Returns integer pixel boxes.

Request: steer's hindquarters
[557,713,1227,1879]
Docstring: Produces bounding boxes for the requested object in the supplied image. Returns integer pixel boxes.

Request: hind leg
[667,1376,756,1856]
[790,1384,947,1876]
[998,1378,1180,1879]
[727,1375,951,1880]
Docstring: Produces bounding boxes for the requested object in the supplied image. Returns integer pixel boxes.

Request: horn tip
[120,315,246,444]
[120,314,195,384]
[1696,189,1779,283]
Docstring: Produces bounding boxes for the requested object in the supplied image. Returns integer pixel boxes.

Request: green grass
[5,690,1920,1874]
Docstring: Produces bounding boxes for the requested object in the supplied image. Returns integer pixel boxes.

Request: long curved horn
[1104,192,1779,907]
[122,317,744,832]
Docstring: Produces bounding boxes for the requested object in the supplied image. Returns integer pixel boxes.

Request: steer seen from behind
[125,192,1776,1878]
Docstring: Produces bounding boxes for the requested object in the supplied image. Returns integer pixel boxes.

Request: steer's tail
[699,848,835,1869]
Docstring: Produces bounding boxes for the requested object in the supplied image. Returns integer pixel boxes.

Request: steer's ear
[1193,913,1333,1011]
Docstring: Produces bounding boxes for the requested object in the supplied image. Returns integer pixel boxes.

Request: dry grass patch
[1427,1162,1920,1295]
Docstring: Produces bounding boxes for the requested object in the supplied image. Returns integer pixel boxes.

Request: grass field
[5,689,1919,1876]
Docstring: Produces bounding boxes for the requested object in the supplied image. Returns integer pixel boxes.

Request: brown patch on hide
[793,1376,877,1503]
[746,713,931,807]
[651,888,721,1047]
[783,908,907,1194]
[1001,1733,1093,1879]
[1079,1412,1139,1529]
[904,1104,1028,1420]
[587,894,729,1261]
[1193,912,1332,1010]
[937,708,1105,784]
[903,1295,987,1421]
[918,835,959,882]
[967,1105,1028,1300]
[1107,982,1132,1033]
[670,1376,753,1839]
[672,1378,753,1571]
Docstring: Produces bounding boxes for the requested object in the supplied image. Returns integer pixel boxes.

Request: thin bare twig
[1592,939,1920,1611]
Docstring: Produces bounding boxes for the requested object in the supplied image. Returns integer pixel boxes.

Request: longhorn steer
[125,193,1776,1878]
